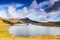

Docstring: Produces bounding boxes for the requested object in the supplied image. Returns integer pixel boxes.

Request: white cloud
[39,1,51,9]
[49,0,59,4]
[0,3,60,22]
[0,9,8,18]
[29,0,38,9]
[47,10,60,22]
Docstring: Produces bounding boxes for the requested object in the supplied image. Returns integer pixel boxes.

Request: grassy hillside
[0,18,60,26]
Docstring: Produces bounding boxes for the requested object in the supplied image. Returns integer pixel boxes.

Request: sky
[0,0,47,4]
[0,0,48,9]
[0,0,60,22]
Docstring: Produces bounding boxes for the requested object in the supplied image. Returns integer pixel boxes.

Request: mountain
[0,17,60,26]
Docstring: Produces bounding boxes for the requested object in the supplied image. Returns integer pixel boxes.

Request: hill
[0,17,60,26]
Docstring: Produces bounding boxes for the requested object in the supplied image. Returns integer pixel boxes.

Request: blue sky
[0,0,48,4]
[0,0,49,9]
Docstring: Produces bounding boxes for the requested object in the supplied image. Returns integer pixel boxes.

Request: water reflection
[8,24,60,37]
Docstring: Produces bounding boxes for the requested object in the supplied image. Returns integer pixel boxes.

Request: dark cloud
[45,0,60,12]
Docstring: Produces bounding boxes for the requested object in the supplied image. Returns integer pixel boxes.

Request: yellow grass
[0,20,60,40]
